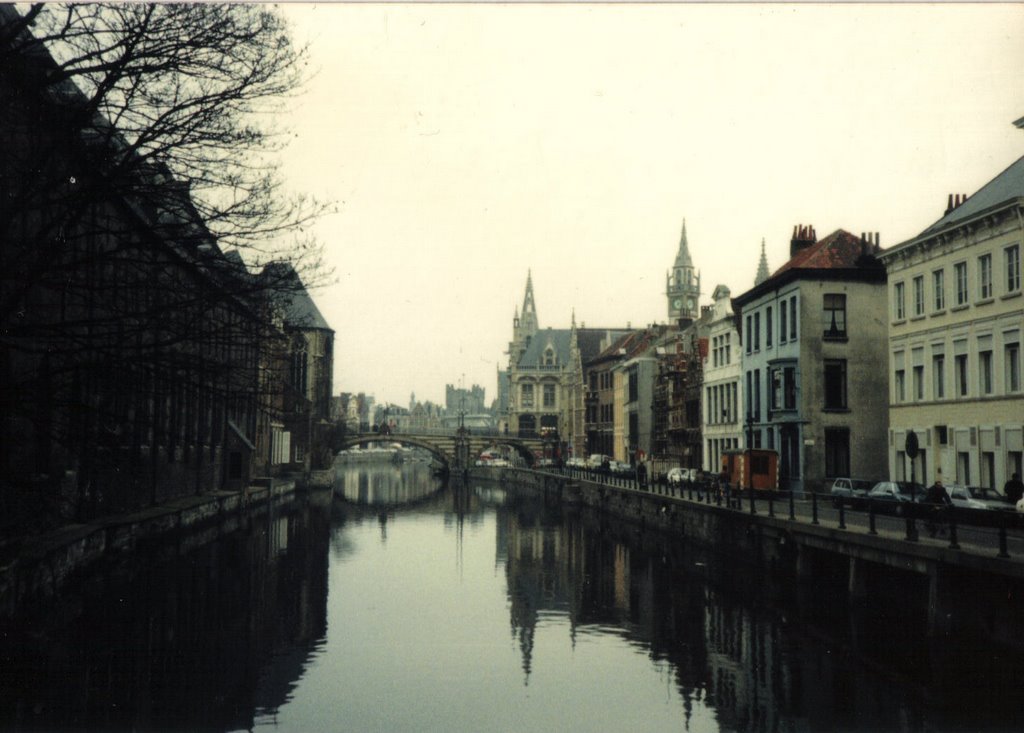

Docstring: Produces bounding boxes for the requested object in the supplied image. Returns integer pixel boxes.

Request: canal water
[2,460,1023,731]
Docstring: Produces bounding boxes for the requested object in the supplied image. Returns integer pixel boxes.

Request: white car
[667,467,697,486]
[947,484,1015,511]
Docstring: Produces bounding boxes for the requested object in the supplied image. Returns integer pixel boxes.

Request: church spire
[520,269,538,334]
[667,217,700,323]
[754,238,771,285]
[673,218,693,269]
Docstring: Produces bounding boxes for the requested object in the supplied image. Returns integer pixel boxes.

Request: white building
[702,285,744,473]
[879,154,1024,490]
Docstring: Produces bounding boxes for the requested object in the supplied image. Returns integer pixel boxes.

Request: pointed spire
[520,269,538,335]
[674,218,693,269]
[754,237,771,285]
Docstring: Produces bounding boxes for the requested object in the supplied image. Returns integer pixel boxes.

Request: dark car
[828,478,874,508]
[866,481,925,514]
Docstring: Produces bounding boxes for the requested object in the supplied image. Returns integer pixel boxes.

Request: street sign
[905,430,919,459]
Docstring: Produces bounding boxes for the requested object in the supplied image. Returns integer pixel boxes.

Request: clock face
[686,297,695,309]
[673,298,682,309]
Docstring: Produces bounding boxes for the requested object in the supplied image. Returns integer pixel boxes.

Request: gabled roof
[914,154,1024,240]
[519,328,571,367]
[734,228,885,307]
[576,328,629,363]
[588,326,667,366]
[772,229,866,275]
[263,262,332,332]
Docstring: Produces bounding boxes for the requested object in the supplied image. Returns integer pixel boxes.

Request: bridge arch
[338,432,547,470]
[338,435,451,470]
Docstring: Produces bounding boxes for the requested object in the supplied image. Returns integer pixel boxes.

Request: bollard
[838,501,846,530]
[868,501,877,535]
[998,523,1010,559]
[749,486,756,515]
[768,492,775,517]
[811,492,819,525]
[788,490,795,520]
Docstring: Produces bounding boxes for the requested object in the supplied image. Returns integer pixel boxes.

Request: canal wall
[0,478,300,617]
[499,468,1024,648]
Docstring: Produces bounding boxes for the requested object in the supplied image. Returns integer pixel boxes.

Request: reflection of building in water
[703,589,795,731]
[0,496,331,731]
[501,503,575,683]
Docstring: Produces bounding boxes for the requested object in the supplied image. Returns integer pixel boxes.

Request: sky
[271,2,1024,408]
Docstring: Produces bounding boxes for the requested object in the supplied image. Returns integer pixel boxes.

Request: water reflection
[497,488,1024,732]
[334,456,444,506]
[0,495,330,732]
[3,471,1022,732]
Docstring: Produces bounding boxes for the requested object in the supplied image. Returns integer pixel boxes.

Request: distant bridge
[338,430,547,470]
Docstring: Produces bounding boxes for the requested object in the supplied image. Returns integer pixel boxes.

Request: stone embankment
[0,477,304,617]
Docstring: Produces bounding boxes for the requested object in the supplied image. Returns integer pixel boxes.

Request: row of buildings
[1,7,335,526]
[504,141,1023,495]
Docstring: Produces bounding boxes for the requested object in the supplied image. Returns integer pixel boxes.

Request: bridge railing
[531,465,1024,559]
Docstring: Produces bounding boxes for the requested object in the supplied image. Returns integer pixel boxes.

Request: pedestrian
[1003,472,1024,505]
[923,478,951,537]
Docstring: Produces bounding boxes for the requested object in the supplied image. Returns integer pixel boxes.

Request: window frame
[823,359,848,410]
[954,261,968,306]
[823,293,847,339]
[979,253,993,300]
[1006,244,1021,294]
[912,275,925,317]
[932,268,945,311]
[894,281,905,320]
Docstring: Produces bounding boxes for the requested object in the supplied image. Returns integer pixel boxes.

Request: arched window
[543,347,556,366]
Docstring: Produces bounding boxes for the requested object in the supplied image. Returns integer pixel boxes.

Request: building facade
[879,160,1024,490]
[702,285,745,473]
[506,272,625,456]
[733,226,889,494]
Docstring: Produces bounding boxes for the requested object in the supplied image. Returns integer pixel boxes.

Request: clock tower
[666,218,700,324]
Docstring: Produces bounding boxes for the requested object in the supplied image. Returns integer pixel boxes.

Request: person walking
[1003,472,1024,505]
[923,478,952,537]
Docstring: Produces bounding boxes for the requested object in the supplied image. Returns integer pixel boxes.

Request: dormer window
[543,346,556,367]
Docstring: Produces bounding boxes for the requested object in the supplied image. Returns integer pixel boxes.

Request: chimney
[874,232,881,253]
[790,223,817,259]
[945,193,969,216]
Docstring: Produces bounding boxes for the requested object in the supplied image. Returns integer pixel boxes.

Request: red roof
[772,229,868,277]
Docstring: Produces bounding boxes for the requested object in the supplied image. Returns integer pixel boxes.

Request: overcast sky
[273,2,1024,408]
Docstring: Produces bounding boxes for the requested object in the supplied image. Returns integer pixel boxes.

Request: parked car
[866,481,925,514]
[829,478,874,508]
[587,454,611,470]
[947,484,1016,512]
[667,467,697,486]
[608,460,634,477]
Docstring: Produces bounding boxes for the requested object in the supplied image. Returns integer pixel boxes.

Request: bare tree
[0,4,333,528]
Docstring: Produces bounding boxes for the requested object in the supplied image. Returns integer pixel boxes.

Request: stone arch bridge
[339,430,546,470]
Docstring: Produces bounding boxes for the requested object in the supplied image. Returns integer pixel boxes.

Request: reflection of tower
[666,218,701,325]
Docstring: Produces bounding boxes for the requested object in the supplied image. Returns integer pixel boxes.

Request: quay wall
[0,477,304,617]
[496,468,1024,648]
